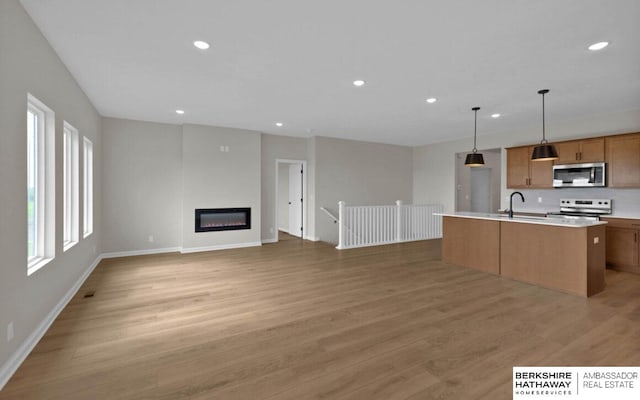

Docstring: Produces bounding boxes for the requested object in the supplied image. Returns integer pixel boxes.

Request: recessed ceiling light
[353,80,365,87]
[193,40,210,50]
[491,113,501,118]
[426,98,437,103]
[588,41,609,51]
[275,122,284,127]
[175,109,185,115]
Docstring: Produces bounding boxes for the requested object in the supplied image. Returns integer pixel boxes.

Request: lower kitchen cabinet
[602,217,640,274]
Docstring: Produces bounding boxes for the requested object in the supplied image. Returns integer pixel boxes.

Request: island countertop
[434,211,607,228]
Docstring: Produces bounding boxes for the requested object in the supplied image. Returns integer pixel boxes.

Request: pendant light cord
[472,107,479,153]
[540,90,548,144]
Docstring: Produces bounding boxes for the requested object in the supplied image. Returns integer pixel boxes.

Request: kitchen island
[435,212,607,297]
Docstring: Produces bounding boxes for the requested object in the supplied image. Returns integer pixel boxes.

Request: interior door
[470,167,491,213]
[288,163,303,237]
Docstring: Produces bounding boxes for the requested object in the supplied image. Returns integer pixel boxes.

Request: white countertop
[434,212,608,228]
[601,214,640,220]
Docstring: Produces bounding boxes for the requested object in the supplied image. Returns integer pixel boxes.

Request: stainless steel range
[546,198,612,221]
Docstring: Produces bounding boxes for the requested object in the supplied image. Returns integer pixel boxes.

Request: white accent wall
[181,124,261,251]
[0,0,102,381]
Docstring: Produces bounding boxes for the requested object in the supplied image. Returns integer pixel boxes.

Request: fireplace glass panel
[195,208,251,232]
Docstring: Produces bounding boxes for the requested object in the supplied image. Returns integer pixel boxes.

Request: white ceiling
[20,0,640,146]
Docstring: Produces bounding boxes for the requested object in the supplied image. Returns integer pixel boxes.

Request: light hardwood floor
[2,236,640,399]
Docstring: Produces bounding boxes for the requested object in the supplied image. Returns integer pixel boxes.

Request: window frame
[63,121,80,251]
[27,94,55,275]
[83,137,94,238]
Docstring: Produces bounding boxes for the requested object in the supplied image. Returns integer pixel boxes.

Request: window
[27,94,55,275]
[83,137,93,238]
[63,122,79,251]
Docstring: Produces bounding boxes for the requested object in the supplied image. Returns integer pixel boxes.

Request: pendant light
[465,107,485,167]
[531,89,558,161]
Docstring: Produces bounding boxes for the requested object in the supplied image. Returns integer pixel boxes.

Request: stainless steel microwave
[552,162,606,188]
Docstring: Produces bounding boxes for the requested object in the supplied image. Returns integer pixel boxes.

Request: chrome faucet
[509,192,525,218]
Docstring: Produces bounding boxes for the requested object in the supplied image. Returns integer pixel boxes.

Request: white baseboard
[101,247,181,259]
[180,241,262,254]
[0,254,103,391]
[262,238,278,244]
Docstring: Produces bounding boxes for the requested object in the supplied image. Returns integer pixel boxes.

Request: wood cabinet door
[554,141,581,164]
[607,134,640,187]
[528,146,553,188]
[506,147,530,188]
[605,227,638,267]
[579,138,605,162]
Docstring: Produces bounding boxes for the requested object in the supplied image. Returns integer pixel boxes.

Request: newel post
[337,201,346,249]
[396,200,403,242]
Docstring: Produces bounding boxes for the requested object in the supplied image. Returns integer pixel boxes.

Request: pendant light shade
[464,152,485,166]
[465,107,485,167]
[531,89,558,161]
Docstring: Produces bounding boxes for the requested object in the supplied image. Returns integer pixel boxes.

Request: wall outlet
[92,245,97,255]
[594,237,599,244]
[269,227,274,233]
[7,322,14,342]
[148,235,154,243]
[538,197,543,203]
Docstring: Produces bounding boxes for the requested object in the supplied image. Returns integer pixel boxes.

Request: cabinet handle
[576,152,579,160]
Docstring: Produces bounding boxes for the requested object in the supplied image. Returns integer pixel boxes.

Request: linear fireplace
[195,208,251,232]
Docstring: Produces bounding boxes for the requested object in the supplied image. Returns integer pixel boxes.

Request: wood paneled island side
[438,213,607,297]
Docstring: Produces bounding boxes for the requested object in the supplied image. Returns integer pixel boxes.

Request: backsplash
[504,188,640,217]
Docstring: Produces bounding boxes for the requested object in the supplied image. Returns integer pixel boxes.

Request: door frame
[275,159,307,242]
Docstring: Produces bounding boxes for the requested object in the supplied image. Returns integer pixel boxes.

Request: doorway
[470,167,491,213]
[275,159,307,241]
[455,149,502,213]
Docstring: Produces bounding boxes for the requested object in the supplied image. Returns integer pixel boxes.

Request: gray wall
[0,0,102,375]
[314,136,413,244]
[101,118,182,253]
[414,109,640,214]
[181,124,261,250]
[260,133,308,241]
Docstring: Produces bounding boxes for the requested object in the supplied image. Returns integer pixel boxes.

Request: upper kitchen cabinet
[506,146,553,189]
[554,138,604,164]
[606,133,640,188]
